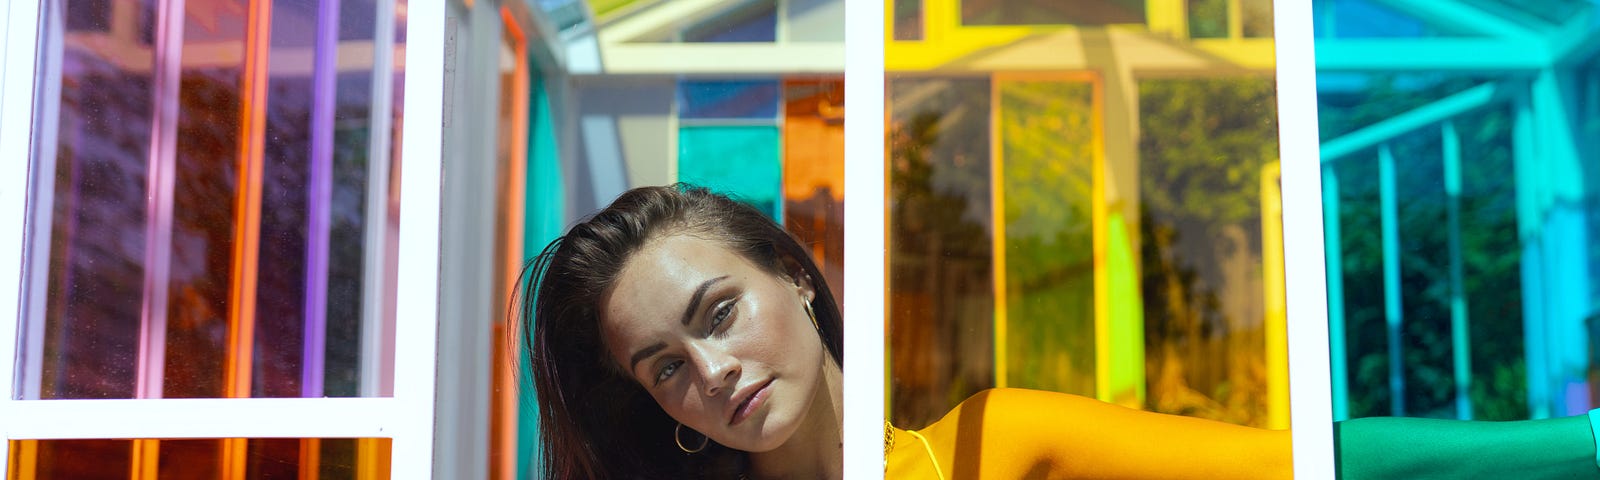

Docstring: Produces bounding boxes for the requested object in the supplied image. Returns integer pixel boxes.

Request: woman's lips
[729,379,774,426]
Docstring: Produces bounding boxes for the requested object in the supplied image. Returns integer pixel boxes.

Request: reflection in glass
[22,0,406,400]
[1138,77,1279,426]
[997,79,1097,396]
[7,438,392,479]
[961,0,1143,26]
[782,80,847,305]
[894,0,924,40]
[887,77,995,429]
[35,0,157,399]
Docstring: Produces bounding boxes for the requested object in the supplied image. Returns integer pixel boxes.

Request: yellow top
[886,388,1292,479]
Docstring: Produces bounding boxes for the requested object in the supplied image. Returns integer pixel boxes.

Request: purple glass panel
[37,0,157,399]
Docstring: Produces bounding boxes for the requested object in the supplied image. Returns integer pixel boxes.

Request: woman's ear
[778,255,816,303]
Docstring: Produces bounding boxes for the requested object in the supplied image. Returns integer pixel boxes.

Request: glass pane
[894,0,924,40]
[997,78,1097,396]
[677,126,783,219]
[886,77,994,429]
[961,0,1143,26]
[682,0,777,42]
[1188,0,1228,39]
[1242,0,1274,38]
[1138,77,1279,426]
[8,438,392,479]
[22,0,406,399]
[678,80,781,120]
[782,79,846,306]
[585,0,639,18]
[33,0,157,400]
[1312,0,1482,38]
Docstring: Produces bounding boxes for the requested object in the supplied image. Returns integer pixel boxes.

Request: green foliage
[1138,76,1278,426]
[998,80,1097,395]
[1319,75,1527,420]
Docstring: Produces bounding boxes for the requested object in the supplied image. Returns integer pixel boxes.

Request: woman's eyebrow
[629,342,666,374]
[679,275,730,327]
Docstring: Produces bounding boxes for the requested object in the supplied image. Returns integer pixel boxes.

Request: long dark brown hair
[518,184,843,479]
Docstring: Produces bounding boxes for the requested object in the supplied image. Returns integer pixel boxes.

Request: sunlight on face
[601,233,824,452]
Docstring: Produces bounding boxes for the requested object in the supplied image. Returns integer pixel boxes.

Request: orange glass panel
[782,79,846,305]
[8,438,391,479]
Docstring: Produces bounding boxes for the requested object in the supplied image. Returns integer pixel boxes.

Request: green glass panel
[678,126,783,221]
[1188,0,1229,39]
[999,80,1097,396]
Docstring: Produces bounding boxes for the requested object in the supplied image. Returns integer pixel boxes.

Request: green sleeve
[1334,415,1597,479]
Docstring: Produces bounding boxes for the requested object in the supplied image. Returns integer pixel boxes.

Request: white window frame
[841,0,884,478]
[1274,0,1336,478]
[0,0,445,476]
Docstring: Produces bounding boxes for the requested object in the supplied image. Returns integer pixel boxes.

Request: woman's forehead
[605,236,745,322]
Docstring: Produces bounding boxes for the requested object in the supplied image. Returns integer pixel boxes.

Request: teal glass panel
[677,126,783,220]
[1311,0,1483,39]
[998,79,1096,397]
[519,77,562,480]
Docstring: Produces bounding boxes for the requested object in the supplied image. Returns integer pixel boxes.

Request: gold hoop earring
[803,299,819,332]
[675,423,708,454]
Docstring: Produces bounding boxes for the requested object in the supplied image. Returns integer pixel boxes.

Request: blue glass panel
[1312,0,1481,38]
[678,126,783,220]
[678,80,780,119]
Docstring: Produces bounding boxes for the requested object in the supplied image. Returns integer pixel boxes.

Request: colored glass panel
[31,0,158,399]
[8,438,391,479]
[1323,102,1529,420]
[1312,0,1482,39]
[997,78,1097,397]
[682,0,777,43]
[886,77,995,429]
[1188,0,1229,39]
[678,80,781,120]
[1242,0,1274,38]
[1138,77,1280,427]
[678,126,783,219]
[782,80,846,306]
[961,0,1143,26]
[894,0,924,40]
[584,0,640,18]
[22,0,406,400]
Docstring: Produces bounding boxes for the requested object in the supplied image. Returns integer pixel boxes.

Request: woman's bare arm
[914,388,1291,479]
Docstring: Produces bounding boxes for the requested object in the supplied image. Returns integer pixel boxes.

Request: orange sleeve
[899,388,1292,479]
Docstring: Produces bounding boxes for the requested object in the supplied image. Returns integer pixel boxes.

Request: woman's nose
[689,341,739,397]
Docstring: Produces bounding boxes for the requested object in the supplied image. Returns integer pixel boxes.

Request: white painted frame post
[1275,0,1337,478]
[0,1,445,477]
[0,0,45,474]
[842,0,884,478]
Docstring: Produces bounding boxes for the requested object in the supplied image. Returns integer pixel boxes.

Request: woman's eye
[710,300,736,332]
[655,360,682,384]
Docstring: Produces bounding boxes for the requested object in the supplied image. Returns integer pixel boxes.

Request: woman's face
[600,233,825,453]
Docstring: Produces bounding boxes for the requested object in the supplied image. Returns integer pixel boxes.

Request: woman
[522,184,1600,479]
[522,185,844,479]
